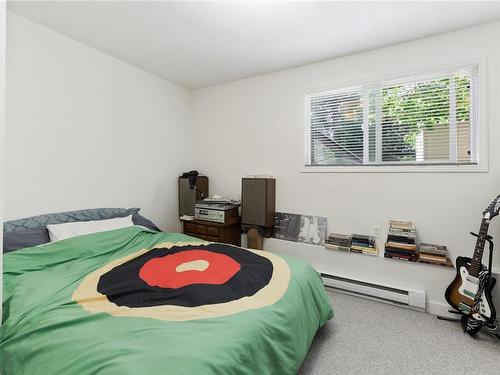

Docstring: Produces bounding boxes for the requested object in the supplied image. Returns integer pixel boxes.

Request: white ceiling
[7,1,500,90]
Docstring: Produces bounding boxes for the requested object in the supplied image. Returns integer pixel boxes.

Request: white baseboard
[426,301,458,317]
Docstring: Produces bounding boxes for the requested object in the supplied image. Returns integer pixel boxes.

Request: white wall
[191,21,500,313]
[6,13,191,231]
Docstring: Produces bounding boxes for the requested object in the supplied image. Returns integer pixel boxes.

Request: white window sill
[301,164,488,173]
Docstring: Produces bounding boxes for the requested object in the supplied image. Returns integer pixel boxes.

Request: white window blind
[306,65,478,167]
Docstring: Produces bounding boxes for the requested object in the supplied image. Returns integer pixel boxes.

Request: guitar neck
[469,218,490,277]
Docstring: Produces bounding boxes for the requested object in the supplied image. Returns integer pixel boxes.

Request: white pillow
[47,215,134,242]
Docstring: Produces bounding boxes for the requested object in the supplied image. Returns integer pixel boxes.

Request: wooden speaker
[241,177,275,228]
[178,176,208,216]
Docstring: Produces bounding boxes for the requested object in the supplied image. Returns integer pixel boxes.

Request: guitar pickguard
[458,265,493,320]
[458,266,479,299]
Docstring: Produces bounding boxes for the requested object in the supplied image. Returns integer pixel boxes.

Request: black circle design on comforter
[97,243,273,308]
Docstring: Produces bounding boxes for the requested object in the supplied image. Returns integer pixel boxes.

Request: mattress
[1,226,333,374]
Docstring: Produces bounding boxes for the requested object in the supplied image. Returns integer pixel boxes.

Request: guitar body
[445,256,497,333]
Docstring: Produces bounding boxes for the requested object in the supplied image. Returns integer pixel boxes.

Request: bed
[1,218,333,374]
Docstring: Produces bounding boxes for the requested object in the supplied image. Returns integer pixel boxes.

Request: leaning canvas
[272,212,327,246]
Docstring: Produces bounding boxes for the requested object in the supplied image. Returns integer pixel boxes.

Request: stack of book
[325,233,351,252]
[351,234,377,256]
[384,220,417,262]
[418,243,449,266]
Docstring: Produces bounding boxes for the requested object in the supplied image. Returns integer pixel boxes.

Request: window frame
[303,60,488,173]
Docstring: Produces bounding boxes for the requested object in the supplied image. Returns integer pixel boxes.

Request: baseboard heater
[321,273,426,312]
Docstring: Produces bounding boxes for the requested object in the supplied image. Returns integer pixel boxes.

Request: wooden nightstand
[182,217,241,246]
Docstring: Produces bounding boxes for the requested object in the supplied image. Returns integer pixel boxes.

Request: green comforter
[1,227,333,374]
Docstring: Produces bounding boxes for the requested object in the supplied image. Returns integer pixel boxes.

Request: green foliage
[381,76,470,131]
[377,76,471,161]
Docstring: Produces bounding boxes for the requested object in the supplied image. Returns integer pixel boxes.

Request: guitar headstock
[483,195,500,220]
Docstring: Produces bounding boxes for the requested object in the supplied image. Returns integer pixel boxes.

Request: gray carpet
[299,290,500,375]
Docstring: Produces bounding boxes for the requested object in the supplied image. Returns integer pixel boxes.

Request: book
[389,220,416,232]
[362,247,379,256]
[419,243,448,256]
[388,230,416,237]
[351,234,375,246]
[352,233,373,241]
[328,233,351,241]
[384,253,417,262]
[419,253,447,262]
[350,246,363,254]
[326,233,351,247]
[388,229,416,236]
[418,258,452,267]
[350,245,372,251]
[325,243,351,252]
[387,234,416,244]
[384,247,416,256]
[385,242,417,251]
[352,240,373,247]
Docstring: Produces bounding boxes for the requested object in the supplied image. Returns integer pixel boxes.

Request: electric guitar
[445,195,500,336]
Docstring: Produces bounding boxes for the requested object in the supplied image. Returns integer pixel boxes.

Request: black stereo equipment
[178,173,208,217]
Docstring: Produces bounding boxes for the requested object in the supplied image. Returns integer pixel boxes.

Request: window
[306,65,479,168]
